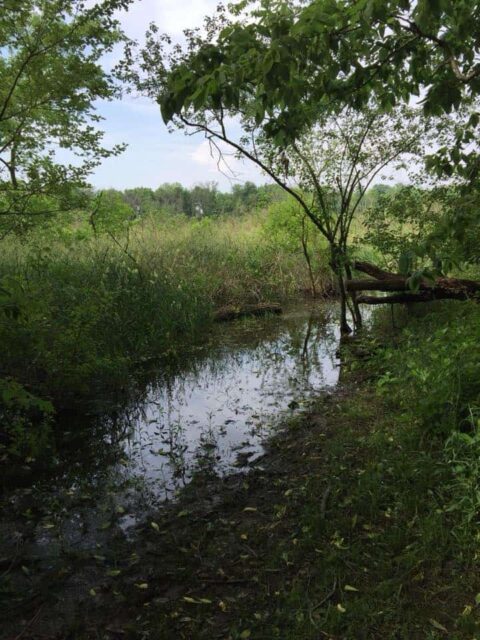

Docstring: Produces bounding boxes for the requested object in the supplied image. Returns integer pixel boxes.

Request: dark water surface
[1,301,340,565]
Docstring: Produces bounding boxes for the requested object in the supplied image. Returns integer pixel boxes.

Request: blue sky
[91,0,265,191]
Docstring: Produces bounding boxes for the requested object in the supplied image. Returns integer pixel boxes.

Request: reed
[0,210,333,419]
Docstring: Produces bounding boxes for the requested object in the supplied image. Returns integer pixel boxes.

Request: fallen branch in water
[213,303,282,322]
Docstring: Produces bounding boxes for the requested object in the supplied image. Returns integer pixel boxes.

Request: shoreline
[4,358,480,639]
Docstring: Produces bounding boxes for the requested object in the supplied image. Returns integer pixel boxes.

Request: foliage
[0,210,331,454]
[425,188,480,268]
[121,0,480,281]
[376,302,480,435]
[124,6,459,330]
[262,196,332,296]
[0,0,131,231]
[112,181,286,218]
[163,0,479,176]
[362,185,443,270]
[360,182,480,277]
[0,377,53,457]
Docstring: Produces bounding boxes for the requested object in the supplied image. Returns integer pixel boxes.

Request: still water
[124,301,340,501]
[1,301,340,552]
[0,301,344,636]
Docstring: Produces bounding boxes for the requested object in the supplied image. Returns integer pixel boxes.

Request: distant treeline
[94,181,397,221]
[103,181,287,218]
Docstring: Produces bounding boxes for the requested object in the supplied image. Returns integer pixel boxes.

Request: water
[1,301,340,560]
[123,301,340,501]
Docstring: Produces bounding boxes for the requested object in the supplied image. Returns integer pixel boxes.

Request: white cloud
[190,140,220,169]
[121,95,161,116]
[90,0,267,190]
[190,140,267,185]
[152,0,217,36]
[116,0,220,41]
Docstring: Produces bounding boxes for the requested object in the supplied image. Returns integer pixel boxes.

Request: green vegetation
[77,304,480,640]
[0,0,131,228]
[7,303,478,639]
[3,1,480,638]
[260,303,480,639]
[0,201,333,456]
[129,33,447,333]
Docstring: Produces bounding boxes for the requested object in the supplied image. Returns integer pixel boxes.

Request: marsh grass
[0,211,333,443]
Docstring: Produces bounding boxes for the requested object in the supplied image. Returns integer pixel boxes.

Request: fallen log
[348,260,480,305]
[357,293,436,305]
[213,302,282,322]
[348,279,419,292]
[347,278,480,296]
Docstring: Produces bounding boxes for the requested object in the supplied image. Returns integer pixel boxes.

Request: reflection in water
[0,302,340,563]
[117,302,339,502]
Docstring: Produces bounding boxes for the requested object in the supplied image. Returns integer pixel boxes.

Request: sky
[91,0,266,192]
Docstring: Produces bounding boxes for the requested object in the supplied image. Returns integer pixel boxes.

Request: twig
[13,605,44,640]
[200,578,256,585]
[311,577,338,613]
[320,485,332,519]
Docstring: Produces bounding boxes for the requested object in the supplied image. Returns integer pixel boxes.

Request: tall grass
[0,210,333,444]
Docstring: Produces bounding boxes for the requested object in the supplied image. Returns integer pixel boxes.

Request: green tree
[124,15,442,331]
[154,183,192,216]
[0,0,131,233]
[263,196,324,298]
[88,189,135,234]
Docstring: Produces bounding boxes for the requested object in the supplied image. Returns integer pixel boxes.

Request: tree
[263,196,325,298]
[154,183,192,216]
[0,0,131,234]
[124,16,441,333]
[168,0,479,176]
[290,0,480,180]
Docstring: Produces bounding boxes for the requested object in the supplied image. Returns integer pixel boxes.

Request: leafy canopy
[0,0,132,232]
[126,0,479,179]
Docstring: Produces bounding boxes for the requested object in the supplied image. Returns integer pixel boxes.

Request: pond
[0,301,341,578]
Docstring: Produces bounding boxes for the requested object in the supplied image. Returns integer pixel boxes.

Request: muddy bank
[1,382,358,640]
[4,364,480,640]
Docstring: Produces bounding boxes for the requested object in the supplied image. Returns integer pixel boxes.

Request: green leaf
[429,619,448,633]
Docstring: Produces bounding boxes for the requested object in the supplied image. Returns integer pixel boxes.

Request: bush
[376,302,480,435]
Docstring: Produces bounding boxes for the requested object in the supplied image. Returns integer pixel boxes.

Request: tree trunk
[345,261,362,329]
[330,244,352,334]
[339,278,352,334]
[300,215,317,297]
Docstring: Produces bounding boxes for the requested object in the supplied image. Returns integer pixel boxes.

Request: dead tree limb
[357,293,435,305]
[348,261,480,304]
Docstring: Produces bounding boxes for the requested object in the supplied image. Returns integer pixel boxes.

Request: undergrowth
[273,302,480,639]
[0,211,333,456]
